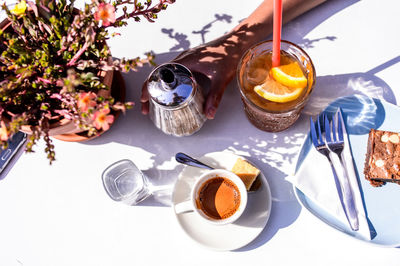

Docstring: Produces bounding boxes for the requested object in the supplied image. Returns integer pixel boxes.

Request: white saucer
[171,151,272,251]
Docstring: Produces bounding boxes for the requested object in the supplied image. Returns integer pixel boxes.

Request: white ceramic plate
[172,151,272,251]
[294,95,400,247]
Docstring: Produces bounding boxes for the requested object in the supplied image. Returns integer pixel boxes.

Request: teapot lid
[147,63,196,107]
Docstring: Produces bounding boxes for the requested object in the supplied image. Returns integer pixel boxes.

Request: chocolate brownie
[364,129,400,187]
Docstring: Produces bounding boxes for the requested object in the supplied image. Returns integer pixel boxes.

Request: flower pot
[53,70,126,142]
[18,68,115,139]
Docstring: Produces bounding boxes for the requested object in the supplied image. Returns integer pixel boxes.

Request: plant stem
[67,41,89,66]
[113,0,173,24]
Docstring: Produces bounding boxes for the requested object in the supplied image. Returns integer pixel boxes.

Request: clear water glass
[102,159,151,205]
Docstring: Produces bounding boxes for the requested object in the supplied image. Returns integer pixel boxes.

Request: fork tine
[336,109,344,142]
[324,113,332,143]
[310,117,319,146]
[317,114,324,144]
[330,116,337,142]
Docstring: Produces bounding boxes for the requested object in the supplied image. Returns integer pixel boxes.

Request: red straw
[272,0,282,67]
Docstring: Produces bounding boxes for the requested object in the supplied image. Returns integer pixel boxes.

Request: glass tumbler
[237,40,316,132]
[102,159,151,205]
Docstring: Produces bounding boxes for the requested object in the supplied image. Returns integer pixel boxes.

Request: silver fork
[310,114,359,231]
[324,110,359,231]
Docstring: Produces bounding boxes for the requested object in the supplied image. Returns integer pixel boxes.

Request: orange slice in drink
[270,61,307,89]
[254,79,304,103]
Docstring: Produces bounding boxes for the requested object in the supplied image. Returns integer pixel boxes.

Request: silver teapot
[146,63,206,137]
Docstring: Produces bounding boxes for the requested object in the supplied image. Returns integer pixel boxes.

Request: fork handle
[328,154,359,231]
[336,154,359,230]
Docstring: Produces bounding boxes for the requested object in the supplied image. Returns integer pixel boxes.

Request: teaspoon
[175,152,260,192]
[175,152,214,170]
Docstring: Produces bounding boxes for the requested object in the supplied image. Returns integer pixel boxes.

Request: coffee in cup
[197,177,241,220]
[174,169,247,225]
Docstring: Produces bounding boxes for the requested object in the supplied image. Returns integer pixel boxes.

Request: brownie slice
[364,129,400,187]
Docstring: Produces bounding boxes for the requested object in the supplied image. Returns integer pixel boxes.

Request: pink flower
[0,121,9,141]
[94,3,116,27]
[78,92,97,112]
[93,108,114,131]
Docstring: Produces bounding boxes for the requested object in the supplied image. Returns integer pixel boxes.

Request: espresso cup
[174,169,248,225]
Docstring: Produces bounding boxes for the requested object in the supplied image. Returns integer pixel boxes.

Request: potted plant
[0,0,174,163]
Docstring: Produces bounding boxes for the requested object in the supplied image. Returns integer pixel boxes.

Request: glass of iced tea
[237,40,316,132]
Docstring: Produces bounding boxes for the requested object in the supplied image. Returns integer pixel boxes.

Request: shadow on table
[286,0,359,48]
[161,13,233,50]
[234,164,301,252]
[304,71,397,117]
[304,56,399,116]
[80,0,399,250]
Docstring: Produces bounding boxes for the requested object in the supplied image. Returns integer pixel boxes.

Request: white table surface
[1,0,400,265]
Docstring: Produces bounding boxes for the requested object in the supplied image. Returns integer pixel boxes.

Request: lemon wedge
[270,62,307,89]
[254,79,304,103]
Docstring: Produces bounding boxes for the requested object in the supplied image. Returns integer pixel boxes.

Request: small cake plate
[172,151,272,251]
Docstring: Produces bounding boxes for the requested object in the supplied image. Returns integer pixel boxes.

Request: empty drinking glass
[102,159,152,205]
